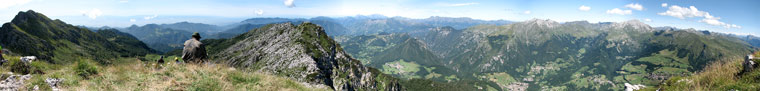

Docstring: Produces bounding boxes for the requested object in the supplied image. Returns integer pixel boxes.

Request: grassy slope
[0,10,155,64]
[1,54,328,91]
[650,51,760,91]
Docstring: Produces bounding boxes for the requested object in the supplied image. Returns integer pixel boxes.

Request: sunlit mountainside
[1,0,759,91]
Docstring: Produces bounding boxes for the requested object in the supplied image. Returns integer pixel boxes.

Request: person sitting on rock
[181,32,208,64]
[157,56,165,64]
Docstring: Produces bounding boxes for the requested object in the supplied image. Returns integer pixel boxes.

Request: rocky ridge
[213,22,401,90]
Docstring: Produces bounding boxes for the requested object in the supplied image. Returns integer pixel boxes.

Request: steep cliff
[212,22,401,90]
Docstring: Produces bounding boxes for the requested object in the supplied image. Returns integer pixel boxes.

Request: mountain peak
[0,10,155,62]
[565,21,591,25]
[11,10,53,24]
[622,19,644,25]
[522,18,560,28]
[608,19,653,31]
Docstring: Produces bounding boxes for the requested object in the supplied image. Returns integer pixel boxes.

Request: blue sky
[0,0,758,35]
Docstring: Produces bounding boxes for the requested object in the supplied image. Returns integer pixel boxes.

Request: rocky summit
[213,22,401,90]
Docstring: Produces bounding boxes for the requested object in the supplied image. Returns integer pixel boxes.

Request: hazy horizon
[0,0,758,35]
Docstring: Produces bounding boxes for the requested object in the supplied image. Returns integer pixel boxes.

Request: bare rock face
[0,73,32,90]
[214,22,401,91]
[182,38,208,63]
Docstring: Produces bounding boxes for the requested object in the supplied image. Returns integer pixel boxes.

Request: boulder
[45,78,63,91]
[20,56,36,63]
[0,73,32,90]
[742,55,757,75]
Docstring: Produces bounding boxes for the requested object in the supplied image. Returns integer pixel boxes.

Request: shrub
[75,60,99,78]
[9,59,30,74]
[8,59,48,74]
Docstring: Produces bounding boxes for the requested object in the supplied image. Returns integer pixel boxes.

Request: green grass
[0,56,329,91]
[423,67,442,79]
[485,72,517,89]
[635,50,691,69]
[620,63,647,74]
[445,75,459,81]
[651,55,760,91]
[381,59,422,79]
[74,59,99,79]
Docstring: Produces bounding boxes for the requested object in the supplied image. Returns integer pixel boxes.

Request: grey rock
[0,73,32,91]
[742,55,757,75]
[45,78,63,91]
[20,56,35,63]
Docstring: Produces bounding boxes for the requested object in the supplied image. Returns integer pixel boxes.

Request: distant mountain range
[3,10,759,91]
[338,19,758,90]
[95,15,760,90]
[115,15,513,53]
[0,10,155,64]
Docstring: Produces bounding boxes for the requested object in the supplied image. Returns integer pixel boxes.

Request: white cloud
[143,14,157,20]
[658,5,708,19]
[643,18,652,22]
[446,2,479,7]
[284,0,295,8]
[0,0,31,9]
[81,9,103,19]
[129,19,136,22]
[119,0,128,3]
[578,5,591,11]
[606,8,631,15]
[523,10,531,14]
[700,17,741,28]
[721,31,754,36]
[255,9,264,16]
[661,3,668,7]
[625,3,644,11]
[659,5,741,28]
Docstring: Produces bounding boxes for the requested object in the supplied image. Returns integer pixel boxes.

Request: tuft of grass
[74,60,99,79]
[227,72,260,84]
[188,73,221,91]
